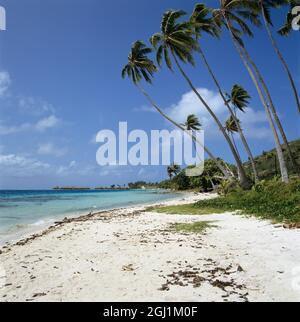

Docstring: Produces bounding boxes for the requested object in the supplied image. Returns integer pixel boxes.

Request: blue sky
[0,0,299,189]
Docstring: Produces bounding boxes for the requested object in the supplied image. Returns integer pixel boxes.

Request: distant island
[52,182,160,191]
[53,187,91,190]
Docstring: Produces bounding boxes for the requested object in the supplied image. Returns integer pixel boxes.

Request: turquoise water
[0,189,179,243]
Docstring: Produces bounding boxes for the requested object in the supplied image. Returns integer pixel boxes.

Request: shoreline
[1,192,299,302]
[0,191,197,249]
[0,190,187,247]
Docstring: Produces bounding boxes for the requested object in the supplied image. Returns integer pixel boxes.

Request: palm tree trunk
[135,83,233,179]
[198,45,259,182]
[260,1,300,115]
[209,177,216,191]
[171,51,251,189]
[226,20,289,183]
[230,132,241,162]
[238,35,300,177]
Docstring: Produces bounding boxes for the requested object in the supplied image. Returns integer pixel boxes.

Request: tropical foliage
[122,1,299,191]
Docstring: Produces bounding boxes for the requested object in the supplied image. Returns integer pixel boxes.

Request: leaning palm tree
[225,115,241,161]
[122,41,232,179]
[181,114,201,152]
[189,4,258,182]
[167,165,173,179]
[226,85,259,181]
[150,10,251,189]
[181,114,202,132]
[182,114,235,178]
[258,0,300,114]
[212,0,291,183]
[217,0,300,177]
[172,164,181,176]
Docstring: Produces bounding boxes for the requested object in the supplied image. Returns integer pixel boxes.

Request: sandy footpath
[0,192,299,302]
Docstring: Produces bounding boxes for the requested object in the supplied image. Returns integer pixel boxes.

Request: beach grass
[171,221,216,233]
[149,180,300,225]
[148,204,225,215]
[194,179,300,224]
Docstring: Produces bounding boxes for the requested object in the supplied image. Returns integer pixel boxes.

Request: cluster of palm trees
[122,0,299,189]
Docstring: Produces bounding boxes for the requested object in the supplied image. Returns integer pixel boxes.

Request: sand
[0,192,299,302]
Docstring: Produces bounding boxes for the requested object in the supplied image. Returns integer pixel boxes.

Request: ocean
[0,189,179,245]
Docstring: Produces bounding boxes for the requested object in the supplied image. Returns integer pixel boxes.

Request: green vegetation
[152,204,225,215]
[171,221,216,233]
[123,2,300,187]
[194,179,300,224]
[157,139,300,193]
[127,181,159,189]
[245,139,300,180]
[159,159,235,192]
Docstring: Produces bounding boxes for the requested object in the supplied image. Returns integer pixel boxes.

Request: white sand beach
[0,192,299,302]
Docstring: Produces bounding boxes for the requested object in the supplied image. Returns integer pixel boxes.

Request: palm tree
[189,4,259,182]
[181,114,202,132]
[220,0,300,177]
[225,115,241,161]
[278,0,300,36]
[190,5,259,182]
[226,84,259,181]
[167,163,181,179]
[258,0,300,114]
[181,114,201,152]
[167,165,173,179]
[212,0,290,183]
[150,10,251,189]
[122,41,233,179]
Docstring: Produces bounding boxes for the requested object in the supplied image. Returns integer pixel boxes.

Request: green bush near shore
[195,179,300,224]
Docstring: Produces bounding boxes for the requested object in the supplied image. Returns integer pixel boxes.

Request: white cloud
[37,142,67,157]
[166,87,272,140]
[0,122,31,135]
[18,97,55,116]
[35,115,60,132]
[0,115,61,135]
[0,71,11,97]
[0,153,50,176]
[167,88,224,127]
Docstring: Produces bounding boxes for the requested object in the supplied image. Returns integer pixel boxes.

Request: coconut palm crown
[227,84,251,112]
[212,0,262,46]
[150,10,199,69]
[225,115,241,133]
[181,114,202,131]
[257,0,289,26]
[190,3,220,38]
[121,41,158,84]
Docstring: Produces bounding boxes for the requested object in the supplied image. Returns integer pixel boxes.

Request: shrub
[195,179,300,223]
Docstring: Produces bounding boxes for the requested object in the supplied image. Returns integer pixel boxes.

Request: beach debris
[158,284,170,291]
[32,292,46,298]
[159,259,248,302]
[237,265,244,272]
[122,264,135,272]
[283,223,300,229]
